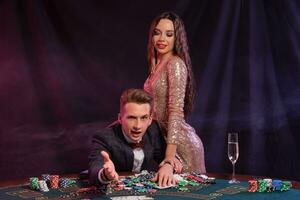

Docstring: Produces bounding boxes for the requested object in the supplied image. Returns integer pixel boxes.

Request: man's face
[119,102,152,143]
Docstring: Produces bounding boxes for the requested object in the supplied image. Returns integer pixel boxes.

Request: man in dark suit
[89,89,176,186]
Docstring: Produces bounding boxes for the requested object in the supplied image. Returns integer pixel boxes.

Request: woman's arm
[155,58,187,185]
[165,57,187,158]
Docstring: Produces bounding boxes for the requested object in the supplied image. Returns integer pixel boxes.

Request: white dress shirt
[122,132,145,173]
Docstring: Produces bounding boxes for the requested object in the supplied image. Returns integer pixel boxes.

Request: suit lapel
[114,124,134,170]
[141,130,151,169]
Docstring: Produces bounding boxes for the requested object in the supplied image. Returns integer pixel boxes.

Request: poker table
[0,173,299,200]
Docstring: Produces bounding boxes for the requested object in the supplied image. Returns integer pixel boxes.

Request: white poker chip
[173,174,184,181]
[199,174,208,179]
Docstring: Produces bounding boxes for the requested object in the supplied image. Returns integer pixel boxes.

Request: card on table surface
[216,185,247,194]
[110,196,153,200]
[7,189,43,199]
[18,189,43,198]
[153,184,175,189]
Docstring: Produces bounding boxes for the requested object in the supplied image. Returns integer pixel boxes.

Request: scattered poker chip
[135,183,144,187]
[178,180,188,187]
[133,186,144,190]
[138,188,148,193]
[173,174,184,181]
[148,189,157,193]
[178,187,190,192]
[189,181,200,186]
[199,174,208,179]
[122,179,131,184]
[205,177,216,184]
[184,173,216,184]
[186,175,205,183]
[144,181,155,188]
[126,181,134,187]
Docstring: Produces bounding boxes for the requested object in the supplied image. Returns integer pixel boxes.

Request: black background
[0,0,300,181]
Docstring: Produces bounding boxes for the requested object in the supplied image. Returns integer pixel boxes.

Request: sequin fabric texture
[144,56,206,173]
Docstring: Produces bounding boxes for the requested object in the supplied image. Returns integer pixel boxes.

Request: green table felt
[0,179,299,200]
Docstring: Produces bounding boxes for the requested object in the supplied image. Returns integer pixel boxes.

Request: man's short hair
[120,89,153,113]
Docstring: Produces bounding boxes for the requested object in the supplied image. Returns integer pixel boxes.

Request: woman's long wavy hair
[147,11,195,116]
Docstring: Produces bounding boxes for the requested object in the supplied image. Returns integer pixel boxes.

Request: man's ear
[118,113,122,123]
[148,115,153,125]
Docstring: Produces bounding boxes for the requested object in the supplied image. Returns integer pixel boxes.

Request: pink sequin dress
[144,56,206,173]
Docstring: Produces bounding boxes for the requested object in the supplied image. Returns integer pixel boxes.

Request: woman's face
[152,19,175,58]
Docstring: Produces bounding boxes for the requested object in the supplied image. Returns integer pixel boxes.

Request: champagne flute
[228,133,240,183]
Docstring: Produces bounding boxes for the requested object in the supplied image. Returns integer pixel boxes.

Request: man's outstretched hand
[101,151,119,181]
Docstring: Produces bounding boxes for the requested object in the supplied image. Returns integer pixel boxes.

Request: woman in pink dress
[144,12,206,181]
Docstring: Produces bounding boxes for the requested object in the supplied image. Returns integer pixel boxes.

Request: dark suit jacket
[88,120,166,185]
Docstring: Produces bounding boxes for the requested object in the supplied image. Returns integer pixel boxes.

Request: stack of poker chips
[60,178,77,188]
[42,174,51,183]
[50,175,60,189]
[280,181,293,191]
[29,174,76,192]
[60,178,69,188]
[248,179,292,192]
[29,177,49,192]
[38,180,49,192]
[29,177,39,190]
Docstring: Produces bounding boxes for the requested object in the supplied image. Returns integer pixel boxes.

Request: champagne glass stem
[232,162,235,180]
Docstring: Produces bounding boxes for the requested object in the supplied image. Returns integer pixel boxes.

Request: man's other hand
[152,163,177,187]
